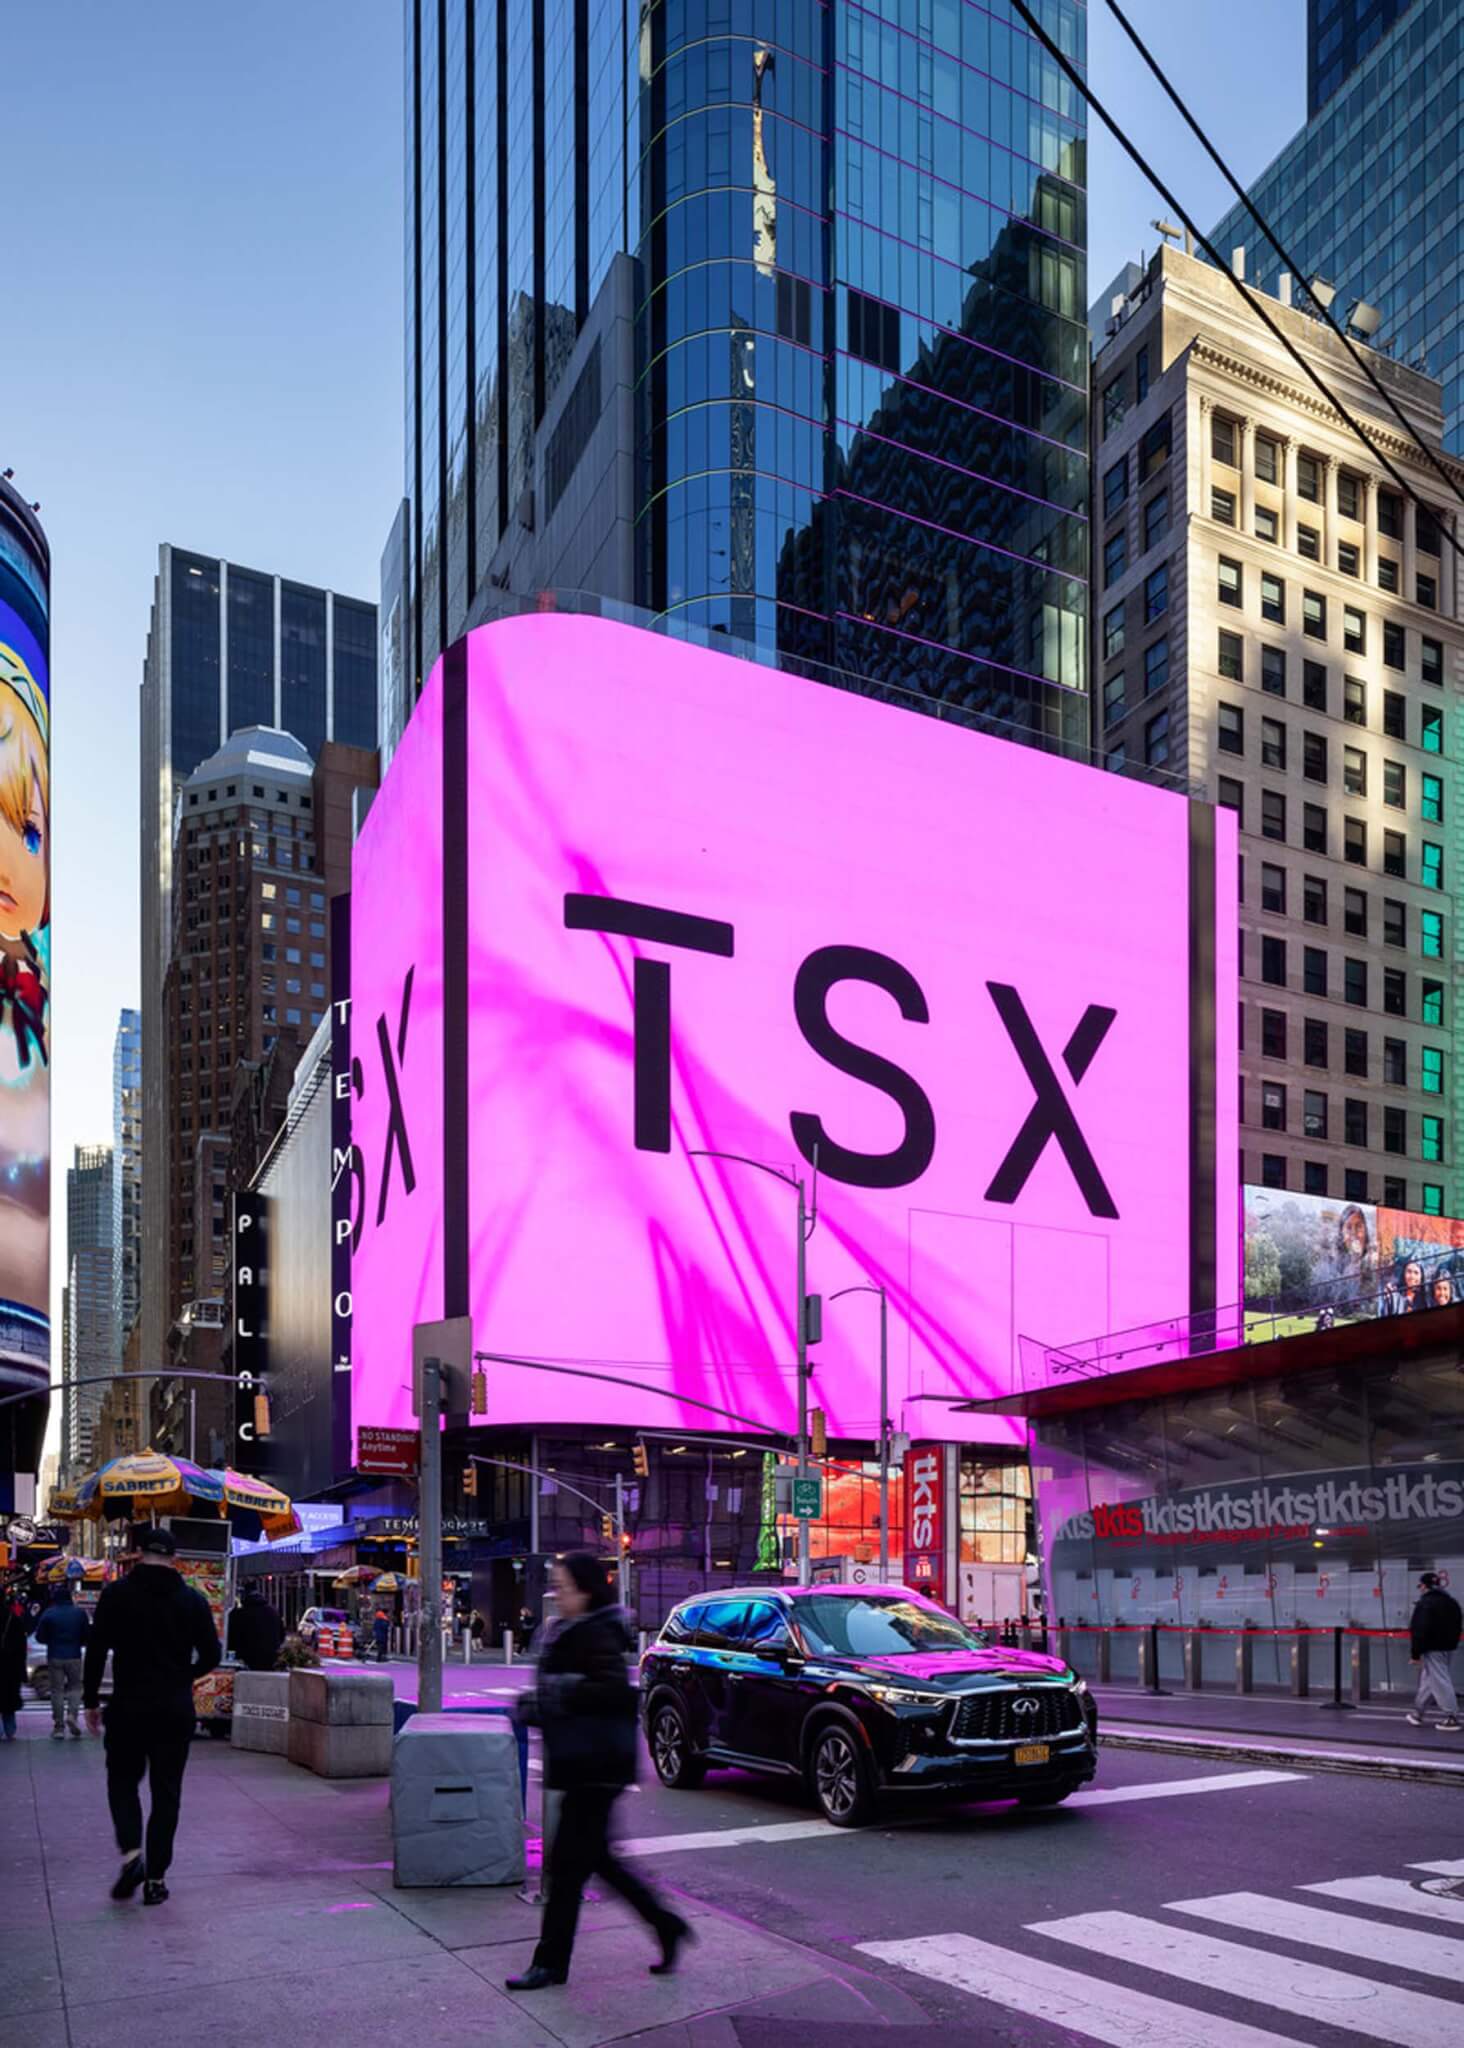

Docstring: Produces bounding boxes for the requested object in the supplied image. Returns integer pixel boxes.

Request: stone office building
[1094,246,1464,1212]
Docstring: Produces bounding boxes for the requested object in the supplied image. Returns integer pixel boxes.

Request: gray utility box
[288,1666,395,1778]
[391,1713,526,1887]
[232,1671,290,1756]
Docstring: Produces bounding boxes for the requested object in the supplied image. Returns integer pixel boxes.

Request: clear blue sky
[5,2,1304,1381]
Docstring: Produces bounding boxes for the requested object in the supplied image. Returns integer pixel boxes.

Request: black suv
[640,1584,1097,1827]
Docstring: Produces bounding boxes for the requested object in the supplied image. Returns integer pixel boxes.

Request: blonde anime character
[0,638,48,1075]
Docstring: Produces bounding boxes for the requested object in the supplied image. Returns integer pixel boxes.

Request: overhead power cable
[1104,0,1464,517]
[1005,0,1464,563]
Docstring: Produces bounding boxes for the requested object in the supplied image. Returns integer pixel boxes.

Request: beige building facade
[1095,248,1464,1213]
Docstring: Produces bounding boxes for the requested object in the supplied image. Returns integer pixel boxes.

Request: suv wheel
[649,1701,706,1789]
[810,1723,875,1828]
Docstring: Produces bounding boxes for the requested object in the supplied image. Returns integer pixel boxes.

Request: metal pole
[418,1359,443,1714]
[796,1177,810,1587]
[878,1287,890,1583]
[189,1386,197,1463]
[615,1471,628,1607]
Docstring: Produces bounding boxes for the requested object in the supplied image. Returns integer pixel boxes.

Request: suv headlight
[862,1681,946,1707]
[1069,1676,1089,1698]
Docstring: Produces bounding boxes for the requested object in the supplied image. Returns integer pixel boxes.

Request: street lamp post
[687,1147,818,1586]
[831,1284,890,1581]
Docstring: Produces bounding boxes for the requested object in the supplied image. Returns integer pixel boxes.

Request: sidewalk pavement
[1093,1680,1464,1785]
[0,1708,928,2048]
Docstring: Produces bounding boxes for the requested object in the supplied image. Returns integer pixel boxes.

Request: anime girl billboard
[0,597,48,1343]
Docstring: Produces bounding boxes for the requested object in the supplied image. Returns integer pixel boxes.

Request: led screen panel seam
[349,613,1237,1451]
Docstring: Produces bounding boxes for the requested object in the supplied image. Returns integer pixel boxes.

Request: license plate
[1014,1743,1050,1767]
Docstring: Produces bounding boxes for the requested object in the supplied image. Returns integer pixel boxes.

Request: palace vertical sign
[904,1443,944,1591]
[232,1196,268,1474]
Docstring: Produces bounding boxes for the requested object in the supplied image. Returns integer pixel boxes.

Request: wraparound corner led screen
[349,615,1238,1453]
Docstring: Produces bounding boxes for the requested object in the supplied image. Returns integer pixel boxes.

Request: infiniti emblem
[1012,1696,1041,1717]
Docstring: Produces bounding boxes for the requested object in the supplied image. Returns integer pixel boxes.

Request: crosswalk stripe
[1170,1889,1464,1979]
[1069,1770,1302,1806]
[1030,1909,1464,2047]
[1412,1860,1464,1877]
[1305,1876,1464,1926]
[855,1933,1308,2048]
[618,1818,839,1856]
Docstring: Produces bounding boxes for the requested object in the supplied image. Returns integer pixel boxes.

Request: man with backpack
[1407,1571,1463,1733]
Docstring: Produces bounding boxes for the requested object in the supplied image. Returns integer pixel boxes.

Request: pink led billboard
[350,614,1238,1451]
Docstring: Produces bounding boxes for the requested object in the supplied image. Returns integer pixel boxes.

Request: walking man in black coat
[1407,1571,1462,1732]
[507,1552,689,1991]
[227,1586,285,1672]
[83,1526,221,1903]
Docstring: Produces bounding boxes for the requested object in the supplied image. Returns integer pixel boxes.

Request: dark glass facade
[227,566,276,733]
[280,582,328,759]
[170,552,223,780]
[333,598,380,748]
[1308,0,1415,113]
[405,0,1089,748]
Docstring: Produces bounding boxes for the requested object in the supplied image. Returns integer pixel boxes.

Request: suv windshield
[794,1595,985,1658]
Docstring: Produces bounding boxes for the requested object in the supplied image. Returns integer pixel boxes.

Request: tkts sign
[904,1444,945,1592]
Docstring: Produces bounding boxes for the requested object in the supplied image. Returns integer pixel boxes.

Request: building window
[1103,603,1126,662]
[1135,345,1150,402]
[1139,413,1171,479]
[1337,540,1360,578]
[1303,1090,1328,1140]
[1143,490,1169,550]
[1384,1107,1407,1156]
[1261,646,1286,696]
[1298,523,1321,561]
[1102,375,1127,435]
[1303,590,1326,639]
[1261,861,1286,912]
[1344,676,1366,726]
[1261,717,1286,771]
[1343,747,1367,797]
[1262,790,1287,842]
[1383,899,1406,947]
[1303,660,1327,711]
[1421,706,1442,754]
[1344,958,1368,1006]
[848,288,901,372]
[1345,1027,1369,1077]
[1218,703,1244,755]
[1218,776,1244,820]
[1422,772,1444,824]
[1261,1009,1287,1058]
[1345,1098,1369,1148]
[1145,709,1170,766]
[1218,557,1243,608]
[1383,760,1406,809]
[1262,936,1287,987]
[1106,742,1127,772]
[1144,564,1169,623]
[1343,886,1367,937]
[1422,978,1444,1026]
[1144,638,1170,694]
[1212,415,1237,465]
[1212,487,1237,526]
[1423,1185,1444,1217]
[1305,1018,1328,1068]
[1377,556,1399,593]
[1383,621,1405,671]
[1422,1046,1444,1095]
[1218,631,1243,681]
[1383,828,1406,878]
[1383,968,1407,1018]
[1304,1161,1328,1196]
[1103,458,1128,517]
[1105,530,1127,585]
[1383,690,1405,739]
[1422,638,1443,688]
[1303,946,1327,996]
[1421,910,1444,959]
[1343,606,1366,655]
[1422,842,1444,890]
[1297,453,1320,502]
[1336,471,1361,520]
[1260,572,1284,623]
[1253,434,1278,484]
[1384,1038,1407,1086]
[1262,1081,1287,1130]
[1301,731,1327,785]
[1103,671,1126,727]
[1378,491,1402,538]
[1345,1170,1368,1201]
[1384,1176,1407,1205]
[1417,573,1437,611]
[1303,803,1327,854]
[1304,874,1327,925]
[1423,1116,1445,1165]
[1262,1153,1286,1188]
[1255,505,1279,544]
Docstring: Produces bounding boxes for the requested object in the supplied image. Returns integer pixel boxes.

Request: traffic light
[600,1514,616,1547]
[463,1462,478,1498]
[470,1368,487,1415]
[253,1392,272,1439]
[810,1407,827,1459]
[633,1440,649,1479]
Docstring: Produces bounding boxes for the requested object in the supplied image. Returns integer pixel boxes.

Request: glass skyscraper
[401,0,1089,753]
[1308,0,1415,114]
[1216,0,1462,451]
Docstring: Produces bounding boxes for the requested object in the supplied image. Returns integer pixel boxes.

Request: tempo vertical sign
[330,891,357,1477]
[233,1196,269,1474]
[904,1443,944,1593]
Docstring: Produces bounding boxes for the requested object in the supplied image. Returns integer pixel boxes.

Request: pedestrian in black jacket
[227,1587,284,1671]
[82,1526,221,1903]
[506,1552,689,1991]
[1407,1572,1463,1731]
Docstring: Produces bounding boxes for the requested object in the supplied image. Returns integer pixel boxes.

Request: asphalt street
[389,1657,1464,2044]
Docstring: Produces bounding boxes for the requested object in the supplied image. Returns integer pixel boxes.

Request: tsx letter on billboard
[349,615,1238,1451]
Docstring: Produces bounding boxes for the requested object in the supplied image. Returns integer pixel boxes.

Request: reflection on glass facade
[405,0,1089,749]
[1218,0,1463,451]
[280,583,327,761]
[1033,1337,1464,1692]
[227,567,275,734]
[1308,0,1415,113]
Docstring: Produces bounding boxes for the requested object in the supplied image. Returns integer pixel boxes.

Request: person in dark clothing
[0,1592,27,1740]
[227,1587,284,1672]
[83,1526,220,1903]
[372,1608,390,1662]
[1407,1571,1463,1731]
[506,1552,688,1992]
[35,1583,91,1738]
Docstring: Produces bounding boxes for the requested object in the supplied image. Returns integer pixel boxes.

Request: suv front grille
[951,1688,1082,1743]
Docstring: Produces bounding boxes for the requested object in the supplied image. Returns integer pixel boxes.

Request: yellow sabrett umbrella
[36,1555,114,1586]
[210,1468,301,1542]
[371,1573,404,1593]
[332,1565,378,1588]
[74,1450,220,1521]
[47,1485,85,1521]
